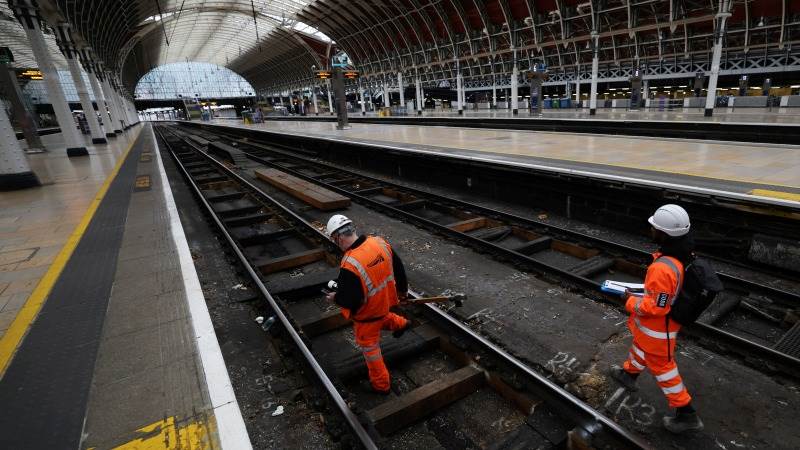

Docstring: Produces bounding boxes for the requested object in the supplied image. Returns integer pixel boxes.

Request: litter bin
[560,98,571,108]
[543,98,553,109]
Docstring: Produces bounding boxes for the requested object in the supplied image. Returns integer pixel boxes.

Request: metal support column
[82,50,116,138]
[456,71,463,115]
[492,78,497,108]
[55,24,106,144]
[12,1,87,156]
[333,68,349,129]
[705,0,732,117]
[574,69,581,108]
[415,76,423,115]
[109,81,127,130]
[0,96,40,189]
[382,77,390,108]
[397,72,405,112]
[359,82,366,115]
[312,85,319,115]
[589,32,599,116]
[327,79,334,115]
[511,64,519,115]
[0,61,45,151]
[642,79,650,108]
[100,74,124,133]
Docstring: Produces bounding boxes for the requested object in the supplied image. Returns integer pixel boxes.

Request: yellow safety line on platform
[0,128,142,378]
[108,416,213,450]
[748,189,800,202]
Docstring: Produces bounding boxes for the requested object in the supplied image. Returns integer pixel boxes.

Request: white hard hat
[648,204,691,237]
[326,214,353,237]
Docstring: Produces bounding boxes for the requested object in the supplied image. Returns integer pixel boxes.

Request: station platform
[201,119,800,205]
[305,107,800,125]
[0,125,249,449]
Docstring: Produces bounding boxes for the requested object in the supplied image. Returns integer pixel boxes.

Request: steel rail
[417,292,652,449]
[234,135,800,301]
[234,138,800,308]
[154,127,379,450]
[205,126,800,291]
[161,125,651,449]
[189,131,800,377]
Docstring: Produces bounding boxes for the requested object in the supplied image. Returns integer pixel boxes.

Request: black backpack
[669,257,724,326]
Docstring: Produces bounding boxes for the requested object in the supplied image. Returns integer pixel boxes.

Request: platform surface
[203,119,800,201]
[1,129,139,338]
[0,124,248,449]
[297,106,800,125]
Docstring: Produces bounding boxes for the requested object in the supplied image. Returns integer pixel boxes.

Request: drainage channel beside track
[173,123,800,379]
[155,125,650,450]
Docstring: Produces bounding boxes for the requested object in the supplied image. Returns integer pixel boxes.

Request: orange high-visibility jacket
[340,236,398,322]
[625,252,684,357]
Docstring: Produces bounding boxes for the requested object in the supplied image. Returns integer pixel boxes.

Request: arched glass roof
[134,62,255,100]
[132,0,322,68]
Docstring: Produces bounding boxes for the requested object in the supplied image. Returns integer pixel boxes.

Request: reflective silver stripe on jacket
[343,237,395,299]
[631,345,645,360]
[634,317,679,340]
[628,353,645,370]
[661,382,685,394]
[376,238,393,269]
[343,255,375,294]
[655,367,680,382]
[654,256,683,305]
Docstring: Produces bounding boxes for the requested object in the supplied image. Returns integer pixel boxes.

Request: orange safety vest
[340,236,398,322]
[626,252,684,357]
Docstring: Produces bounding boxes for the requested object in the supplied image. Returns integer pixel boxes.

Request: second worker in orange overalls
[325,215,410,394]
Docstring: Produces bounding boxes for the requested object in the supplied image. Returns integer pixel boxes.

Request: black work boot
[663,404,704,433]
[609,365,639,391]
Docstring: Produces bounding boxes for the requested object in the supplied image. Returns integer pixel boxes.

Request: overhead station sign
[18,69,43,80]
[315,69,359,80]
[342,70,360,79]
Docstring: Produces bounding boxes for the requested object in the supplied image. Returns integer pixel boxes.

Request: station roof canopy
[1,0,798,94]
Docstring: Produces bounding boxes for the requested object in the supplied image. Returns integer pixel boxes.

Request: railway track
[172,123,800,379]
[155,125,650,449]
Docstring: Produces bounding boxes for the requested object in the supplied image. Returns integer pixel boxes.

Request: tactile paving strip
[0,134,144,449]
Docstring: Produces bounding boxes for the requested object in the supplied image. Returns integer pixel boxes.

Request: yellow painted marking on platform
[0,128,143,378]
[112,416,212,450]
[748,189,800,202]
[135,175,152,189]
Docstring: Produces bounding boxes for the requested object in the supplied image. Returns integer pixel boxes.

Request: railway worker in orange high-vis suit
[324,214,410,394]
[610,204,704,434]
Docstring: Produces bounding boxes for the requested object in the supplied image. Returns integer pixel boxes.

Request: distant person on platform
[610,204,703,433]
[324,215,410,394]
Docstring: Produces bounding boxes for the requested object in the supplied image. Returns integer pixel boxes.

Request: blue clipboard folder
[602,280,645,297]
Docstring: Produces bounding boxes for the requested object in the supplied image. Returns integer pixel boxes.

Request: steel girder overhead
[4,1,798,95]
[284,0,800,91]
[42,0,328,94]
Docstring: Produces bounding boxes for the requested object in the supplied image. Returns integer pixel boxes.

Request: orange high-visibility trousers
[354,312,408,392]
[623,342,692,408]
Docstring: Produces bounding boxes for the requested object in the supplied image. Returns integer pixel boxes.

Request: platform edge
[150,125,253,450]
